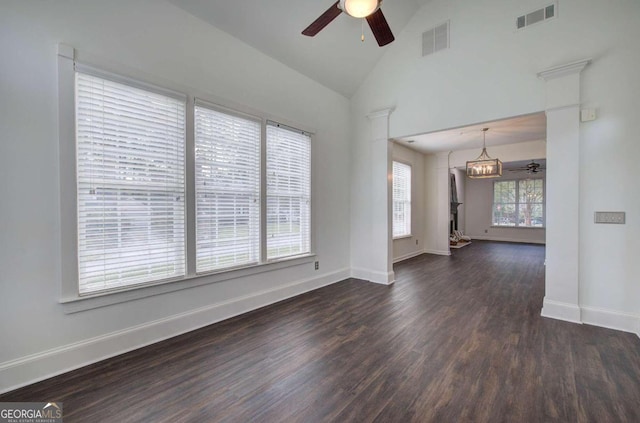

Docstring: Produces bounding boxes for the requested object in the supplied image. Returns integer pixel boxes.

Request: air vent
[422,21,449,57]
[516,3,556,30]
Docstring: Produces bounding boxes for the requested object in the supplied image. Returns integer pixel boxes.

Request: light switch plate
[581,109,597,122]
[594,211,625,224]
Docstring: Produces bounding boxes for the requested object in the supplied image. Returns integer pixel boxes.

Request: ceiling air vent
[516,3,557,30]
[422,21,449,57]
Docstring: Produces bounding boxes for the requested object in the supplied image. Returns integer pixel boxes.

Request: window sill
[393,235,413,240]
[60,253,316,314]
[490,226,545,229]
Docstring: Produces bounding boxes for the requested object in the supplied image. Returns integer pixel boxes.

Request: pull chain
[361,19,365,42]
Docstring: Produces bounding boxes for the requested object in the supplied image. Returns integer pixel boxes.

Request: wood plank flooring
[2,241,640,422]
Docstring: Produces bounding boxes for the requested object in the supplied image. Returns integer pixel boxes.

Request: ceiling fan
[508,160,545,174]
[302,0,395,47]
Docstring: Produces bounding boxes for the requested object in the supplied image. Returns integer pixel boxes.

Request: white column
[538,59,591,323]
[366,109,395,285]
[436,152,452,255]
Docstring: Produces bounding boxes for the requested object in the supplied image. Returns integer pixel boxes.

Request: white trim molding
[351,268,395,285]
[393,250,425,264]
[470,236,545,245]
[541,298,582,324]
[61,255,316,314]
[366,107,394,121]
[423,249,451,256]
[0,268,349,395]
[581,306,640,336]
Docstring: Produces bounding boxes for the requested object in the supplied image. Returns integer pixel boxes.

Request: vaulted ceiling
[169,0,431,98]
[168,1,548,152]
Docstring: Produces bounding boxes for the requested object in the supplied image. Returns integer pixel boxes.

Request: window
[392,161,411,238]
[493,179,544,227]
[75,71,186,294]
[266,122,312,259]
[195,103,261,273]
[62,54,315,304]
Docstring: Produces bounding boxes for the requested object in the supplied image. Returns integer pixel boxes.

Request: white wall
[0,0,351,392]
[392,143,425,262]
[464,174,546,244]
[351,0,640,331]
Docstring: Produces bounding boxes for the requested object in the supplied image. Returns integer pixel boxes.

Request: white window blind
[75,72,186,294]
[266,122,311,260]
[392,161,411,238]
[195,103,261,272]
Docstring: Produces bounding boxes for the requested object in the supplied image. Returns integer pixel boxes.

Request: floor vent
[422,21,449,57]
[517,3,556,30]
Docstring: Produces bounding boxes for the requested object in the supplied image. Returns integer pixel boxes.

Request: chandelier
[466,128,502,178]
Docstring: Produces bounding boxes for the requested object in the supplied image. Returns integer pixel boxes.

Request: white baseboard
[393,249,425,263]
[350,266,370,281]
[371,270,395,285]
[423,249,451,256]
[541,299,640,337]
[541,298,582,323]
[0,268,350,395]
[581,306,640,336]
[470,235,545,245]
[350,267,395,285]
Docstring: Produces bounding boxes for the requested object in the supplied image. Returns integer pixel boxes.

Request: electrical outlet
[484,229,488,233]
[314,261,319,270]
[415,239,418,245]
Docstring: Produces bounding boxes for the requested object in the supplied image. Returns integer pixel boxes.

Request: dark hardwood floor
[2,241,640,422]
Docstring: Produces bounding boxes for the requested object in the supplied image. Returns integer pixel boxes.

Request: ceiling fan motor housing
[339,0,381,18]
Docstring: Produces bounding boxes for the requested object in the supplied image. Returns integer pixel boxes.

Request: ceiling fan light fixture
[466,128,503,179]
[339,0,380,18]
[302,0,393,47]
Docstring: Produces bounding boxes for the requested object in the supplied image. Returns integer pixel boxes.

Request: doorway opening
[391,111,547,266]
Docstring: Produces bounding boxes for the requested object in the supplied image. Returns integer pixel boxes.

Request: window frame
[58,46,315,313]
[194,100,263,274]
[266,121,312,261]
[491,178,545,228]
[73,69,188,295]
[392,160,412,239]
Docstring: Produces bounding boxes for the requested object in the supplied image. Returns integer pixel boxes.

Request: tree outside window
[493,179,544,227]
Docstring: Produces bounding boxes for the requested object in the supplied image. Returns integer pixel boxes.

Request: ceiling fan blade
[302,1,342,37]
[366,9,395,46]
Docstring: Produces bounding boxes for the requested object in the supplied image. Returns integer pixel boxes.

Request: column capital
[537,58,591,81]
[368,108,394,142]
[538,59,591,111]
[57,44,75,59]
[367,108,394,121]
